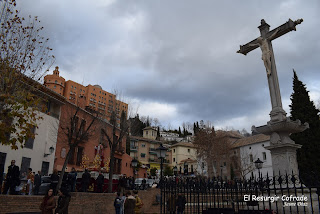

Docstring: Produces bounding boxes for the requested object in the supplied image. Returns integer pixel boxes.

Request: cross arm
[237,38,259,55]
[266,19,303,41]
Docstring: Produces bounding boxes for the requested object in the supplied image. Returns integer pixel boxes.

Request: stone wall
[0,188,160,214]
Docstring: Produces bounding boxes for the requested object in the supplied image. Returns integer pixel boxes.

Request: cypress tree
[290,70,320,178]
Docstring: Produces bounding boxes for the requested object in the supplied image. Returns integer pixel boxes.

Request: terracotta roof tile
[170,142,195,148]
[232,134,270,148]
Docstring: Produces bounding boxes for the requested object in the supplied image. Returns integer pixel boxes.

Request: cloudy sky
[17,0,320,132]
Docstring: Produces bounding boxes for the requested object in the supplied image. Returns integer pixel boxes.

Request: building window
[54,85,56,89]
[173,158,175,162]
[140,153,145,158]
[173,149,175,153]
[250,154,253,163]
[76,147,84,166]
[141,144,145,148]
[262,144,264,147]
[68,147,75,164]
[41,161,49,176]
[223,162,226,166]
[20,157,31,176]
[263,152,267,161]
[146,131,148,135]
[25,126,36,149]
[55,80,57,83]
[188,149,190,153]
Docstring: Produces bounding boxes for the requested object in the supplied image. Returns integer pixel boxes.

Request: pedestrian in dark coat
[55,188,71,214]
[34,171,42,195]
[124,191,136,214]
[40,189,56,214]
[96,171,104,193]
[2,160,20,195]
[81,169,91,192]
[50,169,59,194]
[176,193,186,214]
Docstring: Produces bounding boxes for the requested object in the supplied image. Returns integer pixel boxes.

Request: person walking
[133,190,143,214]
[124,191,136,214]
[114,192,122,214]
[96,171,104,193]
[81,169,91,192]
[2,160,20,195]
[34,171,42,195]
[40,189,56,214]
[27,168,34,195]
[55,188,71,214]
[176,193,186,214]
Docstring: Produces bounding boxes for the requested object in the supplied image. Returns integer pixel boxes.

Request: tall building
[44,67,128,120]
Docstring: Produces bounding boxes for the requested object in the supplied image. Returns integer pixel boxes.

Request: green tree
[0,0,54,149]
[290,70,320,178]
[163,165,173,176]
[150,167,157,176]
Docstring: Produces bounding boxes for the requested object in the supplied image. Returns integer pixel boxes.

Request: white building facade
[233,134,273,179]
[0,91,64,177]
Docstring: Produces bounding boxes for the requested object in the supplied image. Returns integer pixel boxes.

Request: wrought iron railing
[160,172,320,214]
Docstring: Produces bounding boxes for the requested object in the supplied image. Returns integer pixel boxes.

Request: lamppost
[254,158,263,177]
[131,158,138,179]
[156,144,167,214]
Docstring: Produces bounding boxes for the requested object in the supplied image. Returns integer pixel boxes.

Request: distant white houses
[0,88,65,177]
[160,131,193,142]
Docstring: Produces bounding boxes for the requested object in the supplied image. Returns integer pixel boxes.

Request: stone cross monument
[237,19,309,176]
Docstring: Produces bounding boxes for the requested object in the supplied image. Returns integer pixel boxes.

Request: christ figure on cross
[249,28,279,76]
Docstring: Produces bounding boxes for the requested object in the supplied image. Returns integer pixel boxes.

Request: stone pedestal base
[265,143,301,175]
[252,117,308,176]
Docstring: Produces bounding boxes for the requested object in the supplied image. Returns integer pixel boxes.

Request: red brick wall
[0,188,160,214]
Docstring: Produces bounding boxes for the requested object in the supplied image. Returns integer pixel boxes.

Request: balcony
[148,158,170,164]
[149,148,157,154]
[130,146,138,152]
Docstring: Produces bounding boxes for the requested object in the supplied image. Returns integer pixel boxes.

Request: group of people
[1,160,42,195]
[118,175,136,191]
[39,187,71,214]
[114,190,143,214]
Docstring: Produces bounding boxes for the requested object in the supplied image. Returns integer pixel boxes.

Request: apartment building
[130,127,171,172]
[170,142,198,175]
[44,67,128,121]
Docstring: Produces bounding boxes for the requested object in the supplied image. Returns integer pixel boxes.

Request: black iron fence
[160,172,320,214]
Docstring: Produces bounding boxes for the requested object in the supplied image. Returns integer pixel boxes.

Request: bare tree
[102,110,129,193]
[194,128,233,178]
[230,149,257,179]
[56,104,97,192]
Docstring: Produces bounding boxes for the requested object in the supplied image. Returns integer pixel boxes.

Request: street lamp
[156,144,167,214]
[254,158,263,177]
[131,158,138,178]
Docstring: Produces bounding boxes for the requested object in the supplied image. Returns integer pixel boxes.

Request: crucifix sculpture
[237,18,303,123]
[237,19,308,176]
